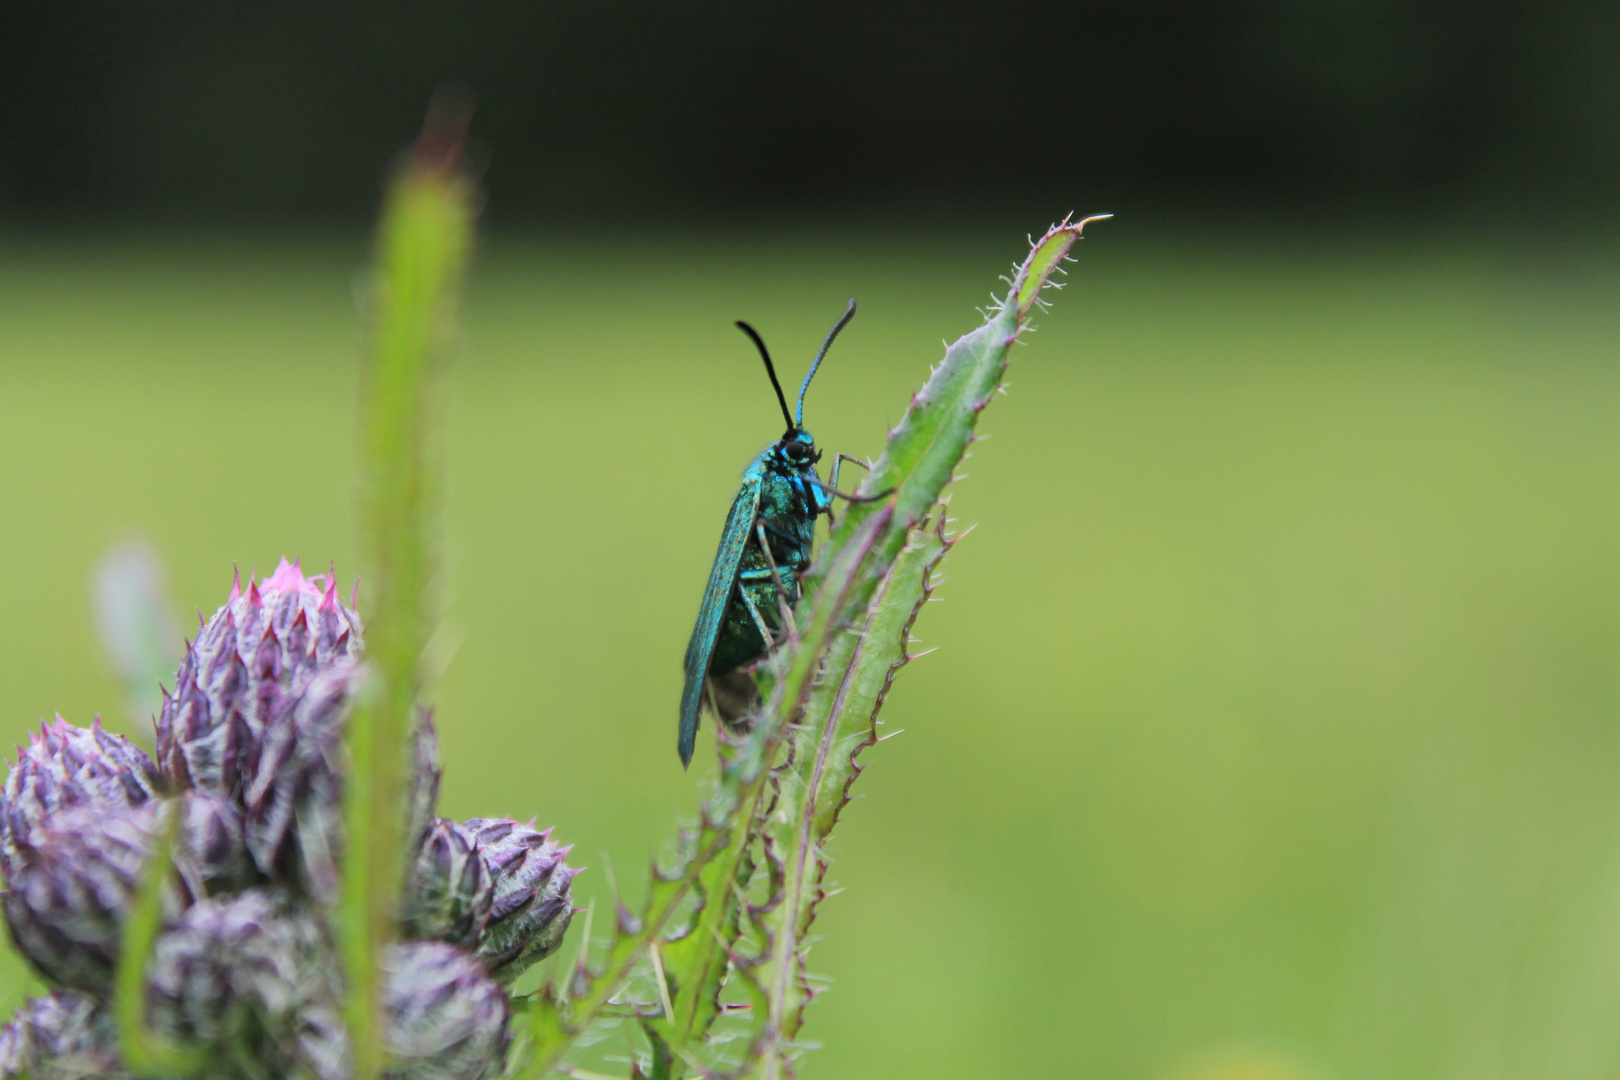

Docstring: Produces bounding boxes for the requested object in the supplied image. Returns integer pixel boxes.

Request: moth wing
[679,459,766,766]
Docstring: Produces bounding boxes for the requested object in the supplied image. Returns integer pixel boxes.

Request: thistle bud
[155,559,439,902]
[238,661,359,901]
[144,889,337,1076]
[382,941,511,1080]
[404,818,491,948]
[240,665,440,905]
[155,558,362,796]
[2,803,175,994]
[0,716,159,877]
[0,992,125,1080]
[463,818,577,984]
[173,789,256,897]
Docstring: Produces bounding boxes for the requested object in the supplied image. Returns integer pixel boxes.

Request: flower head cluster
[0,560,576,1080]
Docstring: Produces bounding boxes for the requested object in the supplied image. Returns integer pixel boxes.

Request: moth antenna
[736,321,794,433]
[797,298,857,426]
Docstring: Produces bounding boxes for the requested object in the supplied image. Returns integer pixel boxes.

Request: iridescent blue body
[679,302,857,766]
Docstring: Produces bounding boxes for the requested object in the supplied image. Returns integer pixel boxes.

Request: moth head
[779,428,818,465]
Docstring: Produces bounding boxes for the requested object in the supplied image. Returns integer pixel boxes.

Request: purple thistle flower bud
[239,660,360,901]
[404,818,492,948]
[0,716,159,878]
[462,818,577,984]
[381,942,510,1080]
[173,789,256,897]
[144,888,338,1077]
[154,559,439,903]
[155,559,362,797]
[239,665,441,905]
[2,803,181,994]
[0,992,125,1080]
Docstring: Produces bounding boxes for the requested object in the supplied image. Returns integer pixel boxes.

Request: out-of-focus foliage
[91,539,182,728]
[0,227,1618,1080]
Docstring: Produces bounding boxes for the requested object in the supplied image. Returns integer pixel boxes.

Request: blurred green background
[1,224,1618,1079]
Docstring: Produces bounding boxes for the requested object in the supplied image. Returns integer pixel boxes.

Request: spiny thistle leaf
[341,92,476,1080]
[642,516,948,1077]
[728,214,1107,1079]
[651,804,756,1057]
[740,510,952,1072]
[826,214,1109,577]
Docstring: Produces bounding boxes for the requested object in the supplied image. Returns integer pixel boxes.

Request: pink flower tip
[263,557,322,600]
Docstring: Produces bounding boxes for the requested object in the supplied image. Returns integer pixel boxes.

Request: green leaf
[737,515,950,1078]
[653,801,755,1055]
[339,99,476,1080]
[735,214,1109,1078]
[827,214,1110,578]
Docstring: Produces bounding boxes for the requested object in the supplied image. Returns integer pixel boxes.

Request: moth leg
[816,455,894,527]
[814,475,892,503]
[816,479,894,534]
[738,588,778,653]
[756,520,800,646]
[829,452,871,493]
[756,516,801,544]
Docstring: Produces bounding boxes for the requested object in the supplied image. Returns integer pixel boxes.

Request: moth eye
[786,442,809,459]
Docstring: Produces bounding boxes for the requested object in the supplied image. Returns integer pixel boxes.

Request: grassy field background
[0,225,1618,1080]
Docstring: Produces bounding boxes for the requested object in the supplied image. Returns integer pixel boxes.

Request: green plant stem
[113,805,207,1078]
[339,109,474,1080]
